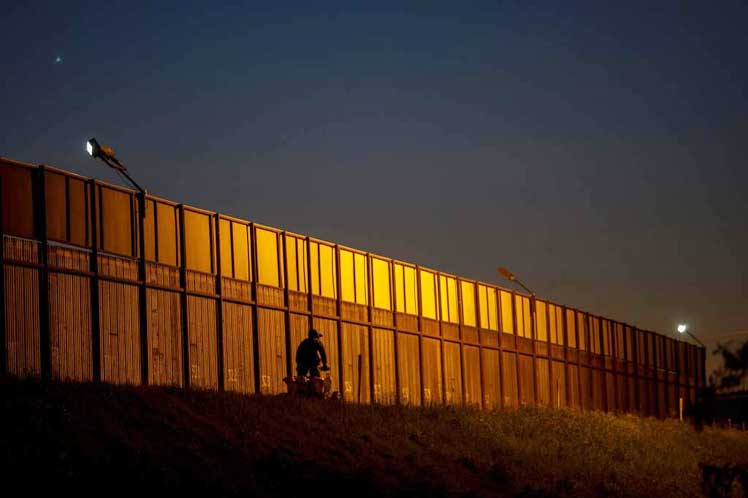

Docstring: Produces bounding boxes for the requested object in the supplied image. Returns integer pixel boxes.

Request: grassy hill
[2,377,747,497]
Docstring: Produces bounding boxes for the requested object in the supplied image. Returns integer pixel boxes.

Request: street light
[85,137,146,218]
[496,267,535,297]
[676,323,705,348]
[86,137,149,384]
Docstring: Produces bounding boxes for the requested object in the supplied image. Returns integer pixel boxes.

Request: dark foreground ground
[1,377,747,497]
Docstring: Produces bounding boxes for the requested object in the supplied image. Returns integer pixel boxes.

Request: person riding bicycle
[295,328,329,378]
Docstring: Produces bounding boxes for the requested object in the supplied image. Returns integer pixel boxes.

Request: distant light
[677,324,688,334]
[55,56,62,64]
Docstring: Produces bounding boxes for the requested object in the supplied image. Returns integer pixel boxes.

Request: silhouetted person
[296,328,329,378]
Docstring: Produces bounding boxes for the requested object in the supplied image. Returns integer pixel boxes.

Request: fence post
[390,261,401,405]
[135,192,149,385]
[366,254,375,404]
[35,166,51,381]
[178,206,190,388]
[214,214,224,391]
[334,245,344,399]
[89,180,101,382]
[250,224,261,394]
[281,231,291,382]
[0,173,5,376]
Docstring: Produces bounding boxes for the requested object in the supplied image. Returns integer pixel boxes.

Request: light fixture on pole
[86,137,149,384]
[676,323,704,348]
[86,138,146,214]
[497,266,535,298]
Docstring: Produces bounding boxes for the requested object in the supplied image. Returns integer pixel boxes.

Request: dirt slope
[1,377,747,497]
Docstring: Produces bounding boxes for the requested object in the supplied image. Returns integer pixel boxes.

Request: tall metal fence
[0,157,706,416]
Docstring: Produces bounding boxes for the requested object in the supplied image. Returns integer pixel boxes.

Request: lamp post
[497,267,535,298]
[677,323,704,348]
[86,138,148,385]
[497,267,541,405]
[86,138,146,215]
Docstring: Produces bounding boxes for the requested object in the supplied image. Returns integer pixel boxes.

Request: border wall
[0,157,706,416]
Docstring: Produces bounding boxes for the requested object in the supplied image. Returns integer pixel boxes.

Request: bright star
[55,56,63,64]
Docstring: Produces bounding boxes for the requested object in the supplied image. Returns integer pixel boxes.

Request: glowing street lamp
[676,323,704,348]
[85,137,146,218]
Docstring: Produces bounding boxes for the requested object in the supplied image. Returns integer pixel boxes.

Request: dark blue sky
[2,1,746,345]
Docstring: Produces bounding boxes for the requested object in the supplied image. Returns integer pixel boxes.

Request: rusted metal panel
[312,316,340,393]
[312,295,337,317]
[222,302,254,394]
[186,296,218,389]
[628,377,637,413]
[481,348,500,410]
[49,272,92,381]
[605,372,615,412]
[44,171,91,248]
[256,307,286,394]
[567,364,580,409]
[99,253,139,282]
[616,374,627,412]
[4,264,41,377]
[341,302,368,323]
[580,366,591,410]
[536,358,550,406]
[4,236,39,264]
[443,341,462,405]
[579,351,590,366]
[462,326,479,345]
[146,262,180,289]
[501,352,518,408]
[518,354,534,406]
[657,381,667,418]
[97,185,135,258]
[479,330,498,347]
[667,384,677,418]
[371,308,393,328]
[222,277,252,303]
[396,332,420,406]
[288,290,308,312]
[421,317,439,337]
[186,270,215,295]
[551,344,564,360]
[422,337,442,405]
[257,284,284,308]
[462,345,481,407]
[341,322,370,403]
[147,288,183,386]
[442,323,459,341]
[567,348,578,363]
[638,378,648,414]
[648,379,658,416]
[0,162,35,238]
[551,361,566,408]
[372,328,396,404]
[517,337,533,355]
[501,333,515,351]
[591,369,604,411]
[99,281,140,385]
[536,341,549,358]
[47,245,90,272]
[395,313,418,332]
